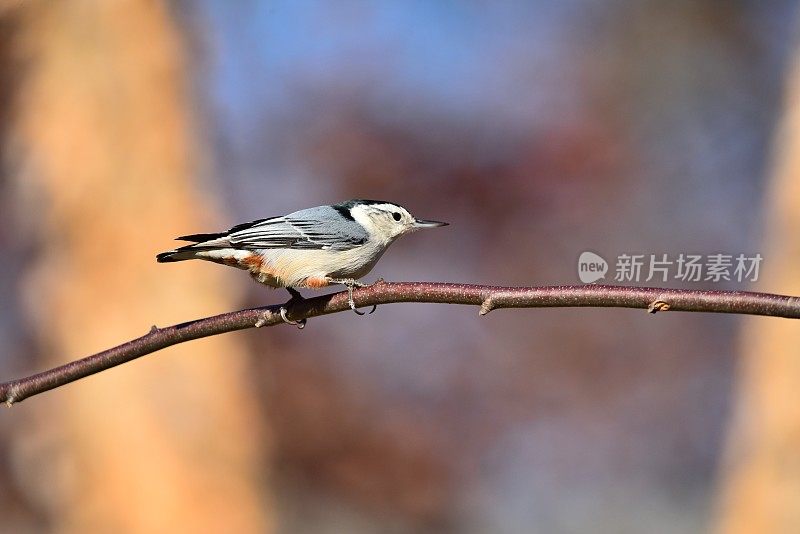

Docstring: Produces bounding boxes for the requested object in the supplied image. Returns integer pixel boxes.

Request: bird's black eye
[392,212,402,221]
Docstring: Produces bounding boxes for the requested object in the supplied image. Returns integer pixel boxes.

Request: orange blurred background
[1,1,799,532]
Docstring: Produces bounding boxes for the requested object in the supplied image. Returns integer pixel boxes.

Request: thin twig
[2,281,799,406]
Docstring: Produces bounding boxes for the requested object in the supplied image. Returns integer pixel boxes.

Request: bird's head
[340,199,448,243]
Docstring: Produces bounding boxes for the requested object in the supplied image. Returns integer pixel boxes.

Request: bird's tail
[157,231,232,263]
[156,247,200,263]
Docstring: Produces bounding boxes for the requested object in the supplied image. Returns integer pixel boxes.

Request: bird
[156,199,448,326]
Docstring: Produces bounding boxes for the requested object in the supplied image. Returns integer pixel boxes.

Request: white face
[350,203,416,241]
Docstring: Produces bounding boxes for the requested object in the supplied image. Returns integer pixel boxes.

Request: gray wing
[227,206,369,251]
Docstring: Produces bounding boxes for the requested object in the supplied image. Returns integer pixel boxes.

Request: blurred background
[1,1,799,532]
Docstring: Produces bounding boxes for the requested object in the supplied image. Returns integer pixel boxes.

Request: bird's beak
[413,218,449,229]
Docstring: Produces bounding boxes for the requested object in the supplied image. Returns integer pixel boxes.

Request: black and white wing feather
[192,206,368,250]
[228,211,368,251]
[157,205,369,262]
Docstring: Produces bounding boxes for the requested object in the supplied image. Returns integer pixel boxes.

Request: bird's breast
[259,242,387,287]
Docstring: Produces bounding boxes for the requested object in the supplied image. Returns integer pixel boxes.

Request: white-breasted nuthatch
[157,199,448,325]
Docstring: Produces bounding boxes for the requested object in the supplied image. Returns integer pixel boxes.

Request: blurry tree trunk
[716,34,800,533]
[11,1,272,532]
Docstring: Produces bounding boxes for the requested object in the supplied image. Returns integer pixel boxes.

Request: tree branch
[3,281,799,406]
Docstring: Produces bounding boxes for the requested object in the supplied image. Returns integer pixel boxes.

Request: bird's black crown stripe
[333,199,397,214]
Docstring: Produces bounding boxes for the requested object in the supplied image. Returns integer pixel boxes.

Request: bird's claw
[279,287,307,329]
[279,306,306,329]
[331,278,377,316]
[352,301,377,315]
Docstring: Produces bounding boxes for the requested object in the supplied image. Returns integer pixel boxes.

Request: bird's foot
[328,278,377,315]
[279,307,306,328]
[280,287,307,329]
